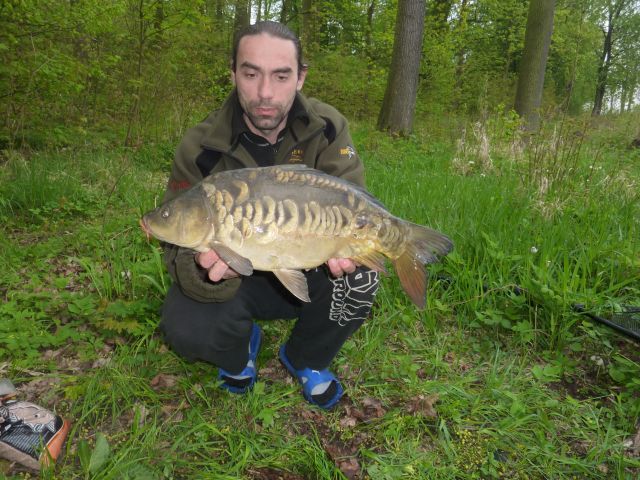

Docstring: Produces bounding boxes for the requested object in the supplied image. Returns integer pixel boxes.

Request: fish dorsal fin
[213,245,254,276]
[271,165,387,210]
[273,269,311,302]
[352,251,388,274]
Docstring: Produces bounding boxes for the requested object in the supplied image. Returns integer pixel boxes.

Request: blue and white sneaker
[279,344,344,410]
[217,323,262,394]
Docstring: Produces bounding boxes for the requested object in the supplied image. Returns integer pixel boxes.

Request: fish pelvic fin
[393,224,453,309]
[352,251,388,275]
[214,245,254,276]
[273,269,311,302]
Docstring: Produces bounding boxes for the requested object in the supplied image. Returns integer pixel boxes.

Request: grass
[0,114,639,479]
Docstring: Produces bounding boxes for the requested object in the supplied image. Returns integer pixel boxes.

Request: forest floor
[1,117,639,479]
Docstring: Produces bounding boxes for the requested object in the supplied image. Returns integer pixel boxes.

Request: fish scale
[142,165,453,308]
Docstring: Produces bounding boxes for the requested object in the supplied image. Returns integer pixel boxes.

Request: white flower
[530,246,538,254]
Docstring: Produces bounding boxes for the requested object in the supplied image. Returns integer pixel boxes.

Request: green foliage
[1,119,639,477]
[78,432,111,477]
[1,1,640,476]
[3,0,639,149]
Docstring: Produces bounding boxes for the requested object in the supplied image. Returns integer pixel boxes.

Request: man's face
[232,33,307,139]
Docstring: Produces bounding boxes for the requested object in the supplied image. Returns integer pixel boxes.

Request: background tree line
[1,0,639,147]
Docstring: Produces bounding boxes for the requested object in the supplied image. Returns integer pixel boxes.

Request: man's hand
[195,250,240,282]
[326,258,357,278]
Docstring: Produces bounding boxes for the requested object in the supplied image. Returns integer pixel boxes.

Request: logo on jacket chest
[287,148,304,163]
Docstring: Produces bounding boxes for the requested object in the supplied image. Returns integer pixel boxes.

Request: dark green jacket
[163,90,365,303]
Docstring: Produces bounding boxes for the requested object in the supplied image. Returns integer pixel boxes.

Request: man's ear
[297,65,308,91]
[229,57,237,85]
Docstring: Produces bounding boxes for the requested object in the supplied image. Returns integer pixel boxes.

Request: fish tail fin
[392,223,453,309]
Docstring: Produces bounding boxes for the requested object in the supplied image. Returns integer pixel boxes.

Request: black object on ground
[435,274,640,343]
[572,304,640,343]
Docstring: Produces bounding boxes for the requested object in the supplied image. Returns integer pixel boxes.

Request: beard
[239,97,292,135]
[244,103,286,132]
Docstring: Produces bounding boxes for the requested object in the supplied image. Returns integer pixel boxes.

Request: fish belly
[229,234,356,271]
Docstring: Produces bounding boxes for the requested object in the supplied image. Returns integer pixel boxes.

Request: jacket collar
[200,90,323,154]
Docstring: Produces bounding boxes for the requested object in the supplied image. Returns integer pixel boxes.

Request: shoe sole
[0,417,70,471]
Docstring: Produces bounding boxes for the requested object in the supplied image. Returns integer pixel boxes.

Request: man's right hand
[195,250,240,282]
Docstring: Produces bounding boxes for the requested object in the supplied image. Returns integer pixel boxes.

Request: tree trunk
[514,0,556,132]
[360,0,376,118]
[592,0,627,116]
[377,0,426,135]
[301,0,318,53]
[280,0,293,24]
[125,0,148,147]
[234,0,251,34]
[452,0,469,110]
[592,18,614,115]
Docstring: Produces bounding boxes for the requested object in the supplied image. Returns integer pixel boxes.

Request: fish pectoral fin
[214,245,254,276]
[273,269,311,303]
[352,251,388,275]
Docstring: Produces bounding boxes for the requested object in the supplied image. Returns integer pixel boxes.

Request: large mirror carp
[141,165,453,308]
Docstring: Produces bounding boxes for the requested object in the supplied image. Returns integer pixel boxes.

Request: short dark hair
[232,21,306,75]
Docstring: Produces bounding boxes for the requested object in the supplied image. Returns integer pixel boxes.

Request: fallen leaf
[340,416,357,428]
[150,373,179,390]
[42,348,65,360]
[298,408,324,423]
[361,397,385,419]
[343,404,366,422]
[18,377,61,404]
[407,394,439,418]
[91,357,111,369]
[337,457,360,479]
[160,403,185,423]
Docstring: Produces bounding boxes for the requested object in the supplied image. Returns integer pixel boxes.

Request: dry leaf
[340,416,357,428]
[150,373,179,390]
[407,394,439,418]
[337,457,360,479]
[361,397,385,419]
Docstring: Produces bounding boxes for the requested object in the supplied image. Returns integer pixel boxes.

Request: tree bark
[514,0,556,132]
[360,0,376,118]
[301,0,318,53]
[592,0,627,116]
[377,0,426,135]
[280,0,293,24]
[452,0,469,110]
[233,0,251,34]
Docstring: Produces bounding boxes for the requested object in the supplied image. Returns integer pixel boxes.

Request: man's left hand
[326,258,357,278]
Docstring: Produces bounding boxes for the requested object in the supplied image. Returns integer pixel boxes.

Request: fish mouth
[139,217,152,241]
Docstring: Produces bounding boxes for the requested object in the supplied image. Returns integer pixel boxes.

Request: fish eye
[161,208,170,219]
